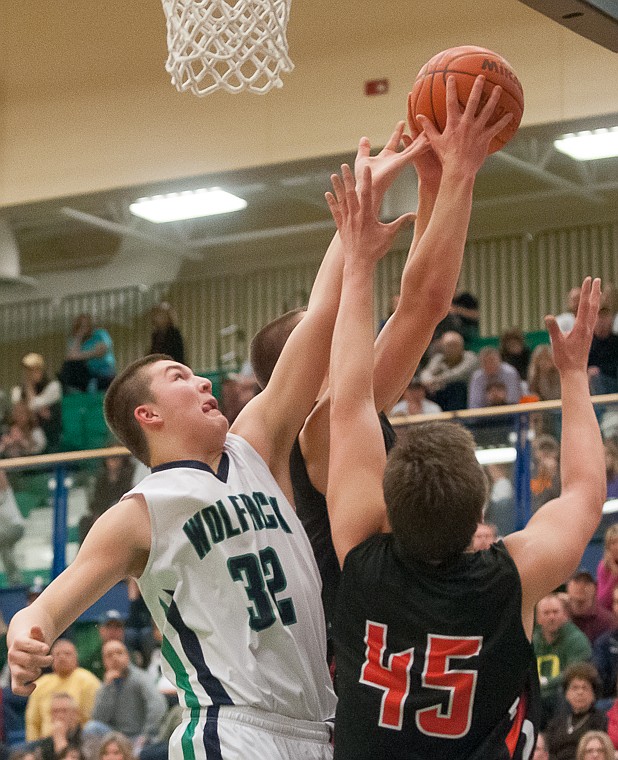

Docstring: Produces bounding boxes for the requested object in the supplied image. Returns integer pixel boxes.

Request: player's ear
[134,404,162,428]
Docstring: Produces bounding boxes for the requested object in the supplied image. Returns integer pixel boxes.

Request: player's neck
[149,437,224,472]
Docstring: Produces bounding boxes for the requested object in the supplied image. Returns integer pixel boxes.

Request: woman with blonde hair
[575,730,615,760]
[528,344,561,401]
[597,523,618,610]
[98,733,135,760]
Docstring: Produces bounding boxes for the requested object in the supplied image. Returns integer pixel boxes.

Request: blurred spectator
[35,693,83,760]
[59,314,116,393]
[78,457,135,544]
[576,730,615,760]
[148,303,185,364]
[0,471,25,586]
[450,291,480,344]
[588,308,618,396]
[592,585,618,699]
[528,345,561,402]
[500,327,531,381]
[97,733,136,760]
[468,347,522,409]
[79,610,126,682]
[556,287,582,334]
[484,463,516,537]
[0,403,46,458]
[605,442,618,499]
[567,571,618,646]
[597,525,618,611]
[534,593,592,726]
[419,331,477,411]
[220,372,259,424]
[545,663,606,760]
[11,354,62,452]
[146,625,176,700]
[533,732,549,760]
[25,639,101,742]
[124,579,154,668]
[0,610,7,679]
[84,641,166,749]
[471,522,497,550]
[390,379,441,417]
[531,434,561,513]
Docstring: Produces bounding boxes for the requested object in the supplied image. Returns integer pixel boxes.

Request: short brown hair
[250,308,306,389]
[562,661,601,696]
[104,354,170,465]
[384,421,487,563]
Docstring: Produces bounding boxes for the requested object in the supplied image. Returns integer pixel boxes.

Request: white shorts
[169,705,334,760]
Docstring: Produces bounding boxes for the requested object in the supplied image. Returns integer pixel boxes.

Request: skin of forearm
[396,167,475,319]
[330,262,377,416]
[559,370,606,504]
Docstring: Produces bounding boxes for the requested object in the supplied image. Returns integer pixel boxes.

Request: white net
[161,0,294,96]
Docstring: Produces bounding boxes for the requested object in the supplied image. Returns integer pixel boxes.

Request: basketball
[407,46,524,154]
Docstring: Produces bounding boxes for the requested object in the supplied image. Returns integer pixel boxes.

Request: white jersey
[127,433,336,725]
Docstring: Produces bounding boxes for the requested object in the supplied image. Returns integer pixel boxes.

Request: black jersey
[333,536,540,760]
[289,413,396,629]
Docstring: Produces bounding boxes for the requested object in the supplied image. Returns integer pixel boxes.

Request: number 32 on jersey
[360,621,482,738]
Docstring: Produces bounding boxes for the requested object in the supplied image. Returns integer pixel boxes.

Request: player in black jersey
[251,117,466,632]
[326,75,606,760]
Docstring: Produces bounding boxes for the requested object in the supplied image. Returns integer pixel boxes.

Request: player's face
[565,677,595,713]
[146,360,229,443]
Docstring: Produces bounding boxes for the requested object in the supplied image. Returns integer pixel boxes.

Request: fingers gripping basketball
[408,46,524,154]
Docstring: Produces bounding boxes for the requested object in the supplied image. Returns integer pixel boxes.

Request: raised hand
[354,122,429,211]
[545,277,601,374]
[417,75,513,175]
[326,164,416,267]
[404,128,442,191]
[9,625,52,696]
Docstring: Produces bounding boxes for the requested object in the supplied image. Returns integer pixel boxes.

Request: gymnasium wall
[0,220,615,391]
[1,0,618,207]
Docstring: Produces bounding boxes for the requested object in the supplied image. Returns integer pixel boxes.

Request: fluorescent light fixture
[475,447,517,466]
[554,127,618,160]
[130,188,247,223]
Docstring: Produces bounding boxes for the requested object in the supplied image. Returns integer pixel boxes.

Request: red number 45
[360,621,482,737]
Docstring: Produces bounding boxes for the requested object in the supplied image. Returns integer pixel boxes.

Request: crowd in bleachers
[0,284,617,760]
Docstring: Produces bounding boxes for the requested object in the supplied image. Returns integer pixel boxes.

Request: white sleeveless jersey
[126,433,337,723]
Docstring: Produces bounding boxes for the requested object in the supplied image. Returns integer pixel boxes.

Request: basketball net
[161,0,294,95]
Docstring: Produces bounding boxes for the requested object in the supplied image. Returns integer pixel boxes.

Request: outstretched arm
[303,76,513,494]
[372,75,513,412]
[233,128,427,484]
[326,165,414,566]
[8,496,150,695]
[504,277,606,637]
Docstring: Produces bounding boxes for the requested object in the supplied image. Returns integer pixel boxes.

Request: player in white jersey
[7,134,425,758]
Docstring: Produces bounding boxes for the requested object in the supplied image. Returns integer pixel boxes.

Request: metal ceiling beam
[60,208,203,261]
[474,179,618,209]
[492,150,603,203]
[186,219,336,249]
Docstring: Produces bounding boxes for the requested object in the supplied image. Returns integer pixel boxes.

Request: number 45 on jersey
[361,621,483,738]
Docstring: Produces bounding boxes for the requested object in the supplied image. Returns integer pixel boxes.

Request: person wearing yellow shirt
[25,638,100,741]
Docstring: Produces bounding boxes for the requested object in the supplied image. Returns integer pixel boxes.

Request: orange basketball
[407,46,524,154]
